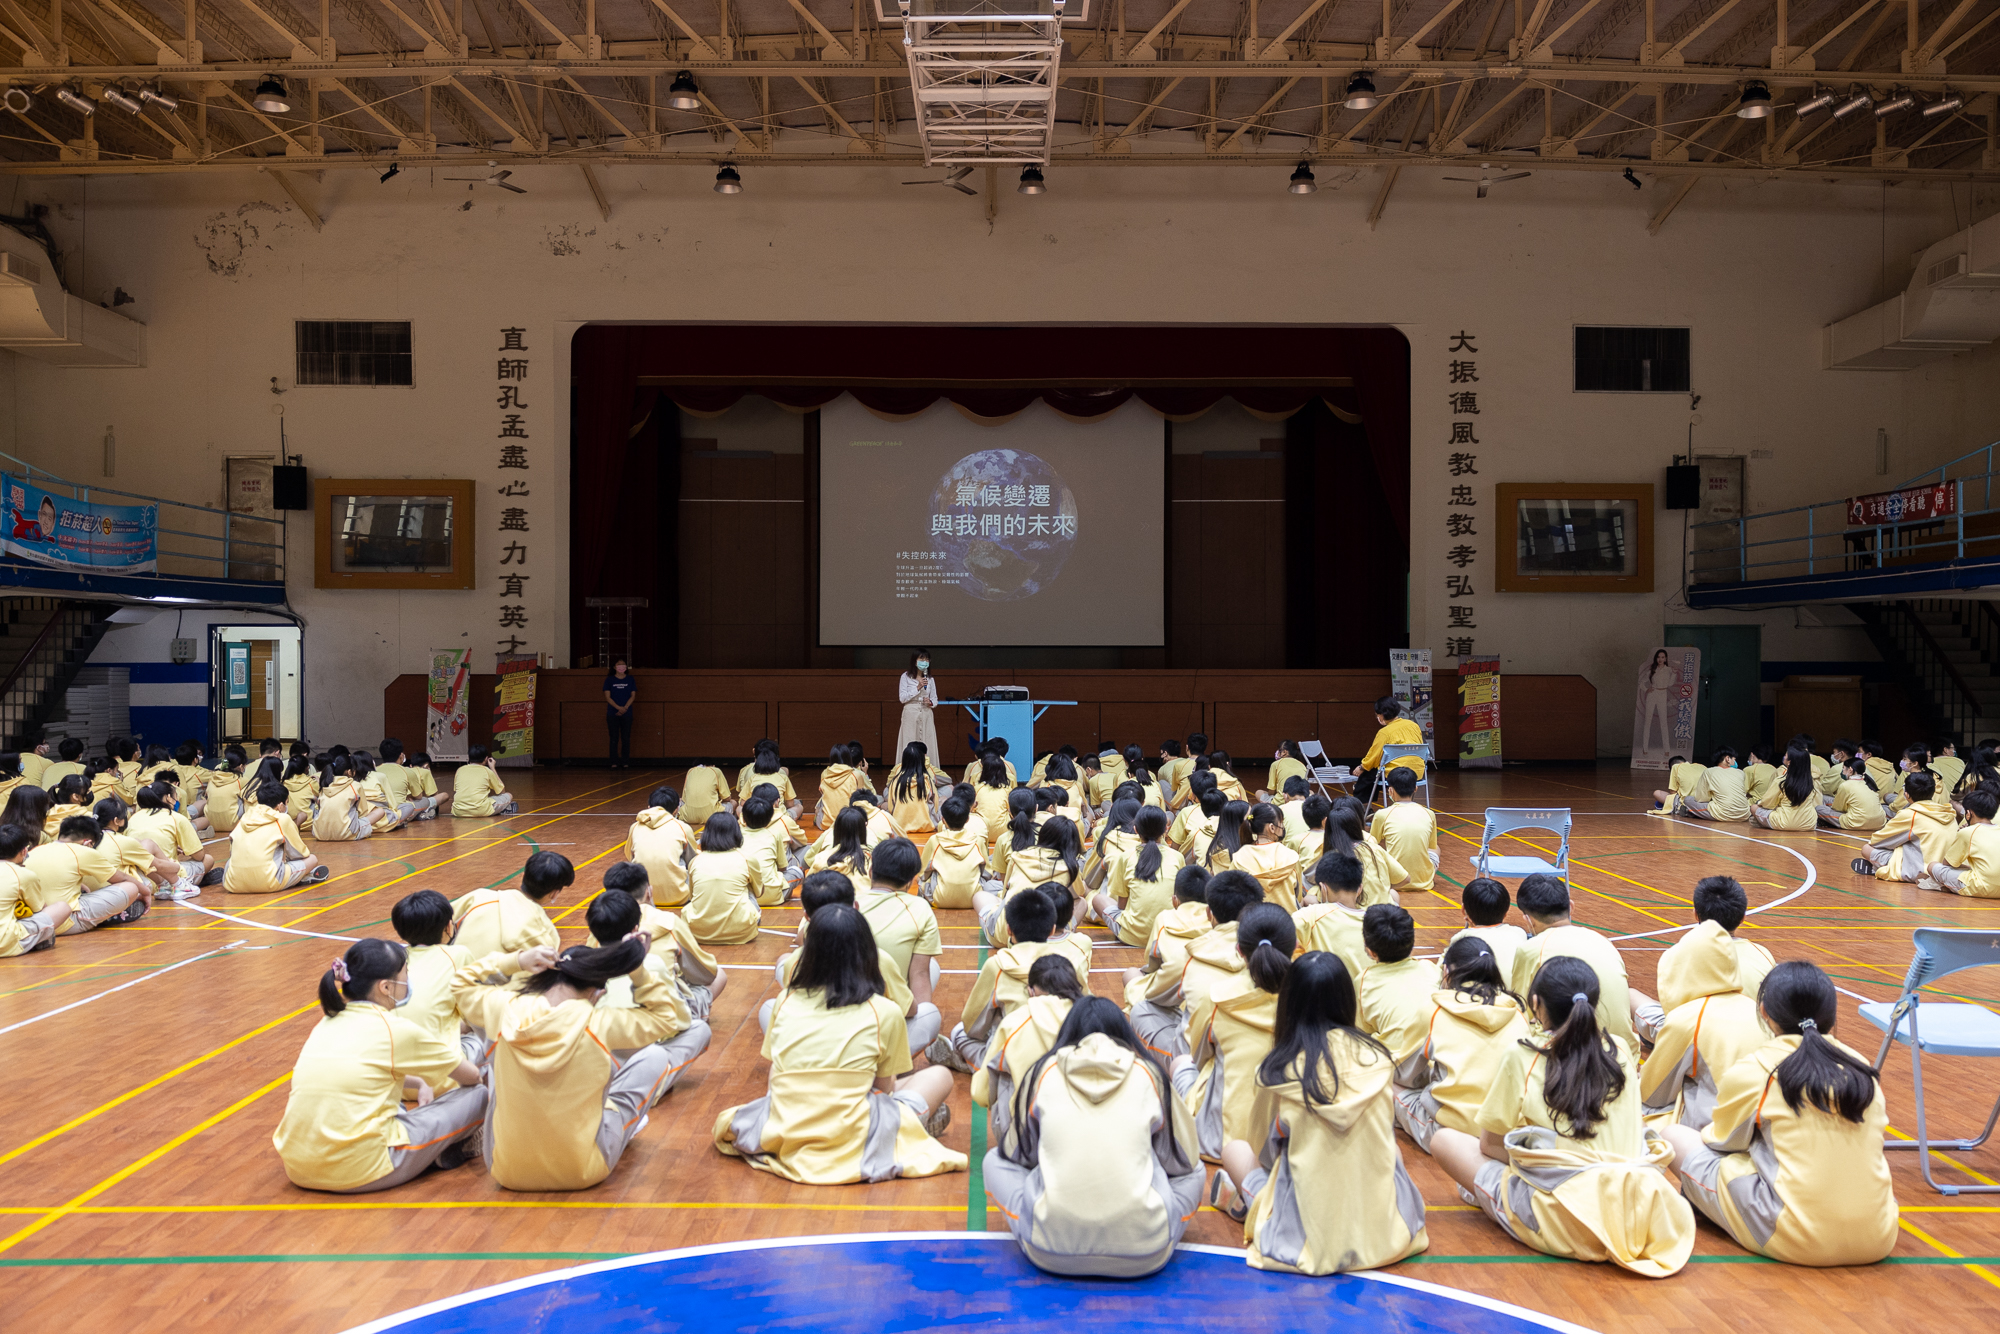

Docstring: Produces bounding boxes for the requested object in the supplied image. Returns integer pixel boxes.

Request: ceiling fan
[900,165,978,195]
[1441,163,1531,198]
[443,161,526,194]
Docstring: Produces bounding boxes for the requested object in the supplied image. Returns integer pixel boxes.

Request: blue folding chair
[1366,743,1434,810]
[1472,808,1572,893]
[1860,928,2000,1195]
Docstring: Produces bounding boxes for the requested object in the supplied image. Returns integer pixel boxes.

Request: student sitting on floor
[1200,799,1249,874]
[1633,909,1769,1130]
[45,775,92,842]
[717,903,961,1182]
[1369,769,1438,893]
[685,811,778,946]
[1168,776,1221,854]
[1320,795,1408,907]
[1232,802,1305,911]
[25,815,151,930]
[920,795,991,909]
[883,743,941,835]
[1740,743,1780,807]
[0,823,67,953]
[1654,876,1774,1012]
[174,742,211,832]
[1208,949,1430,1274]
[1292,852,1369,982]
[973,953,1085,1156]
[1119,865,1211,1016]
[1431,956,1694,1278]
[1089,805,1184,948]
[127,782,217,891]
[1175,902,1293,1160]
[1816,754,1886,832]
[980,819,1082,944]
[224,778,325,893]
[1510,873,1636,1047]
[737,740,804,821]
[1884,742,1934,813]
[1357,903,1442,1088]
[1932,738,1967,800]
[1853,770,1957,881]
[354,753,413,834]
[806,806,873,897]
[627,785,695,907]
[313,756,377,842]
[1127,869,1263,1061]
[1278,784,1322,861]
[391,889,480,1082]
[203,748,248,836]
[273,938,486,1193]
[451,746,517,818]
[456,933,710,1192]
[40,736,86,793]
[18,735,50,789]
[87,756,125,807]
[1856,739,1895,795]
[0,785,48,850]
[933,885,1091,1075]
[449,851,571,958]
[740,797,800,903]
[1449,876,1528,983]
[376,739,440,823]
[1751,745,1822,831]
[986,996,1203,1279]
[94,796,185,899]
[1925,785,2000,896]
[1660,961,1896,1268]
[814,743,867,826]
[281,755,321,827]
[764,871,928,1054]
[592,861,726,1018]
[1393,936,1531,1154]
[1657,747,1750,822]
[857,838,945,1056]
[679,760,734,829]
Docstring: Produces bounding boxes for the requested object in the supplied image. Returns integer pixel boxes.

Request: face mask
[917,660,929,671]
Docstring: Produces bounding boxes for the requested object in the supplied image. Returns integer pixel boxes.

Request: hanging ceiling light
[102,87,144,114]
[714,164,742,194]
[1921,92,1963,118]
[1873,89,1914,118]
[1343,71,1377,110]
[251,76,290,113]
[667,70,701,111]
[1794,87,1835,117]
[1735,80,1772,118]
[1289,162,1317,194]
[138,86,178,112]
[1831,86,1872,118]
[2,88,31,114]
[54,87,95,116]
[1017,165,1045,194]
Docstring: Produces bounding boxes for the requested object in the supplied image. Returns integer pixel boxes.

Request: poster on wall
[1631,645,1701,770]
[1458,656,1502,769]
[0,474,157,574]
[1389,649,1434,744]
[223,642,251,708]
[427,648,472,762]
[492,654,537,767]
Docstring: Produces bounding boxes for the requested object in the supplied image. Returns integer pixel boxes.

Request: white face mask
[917,660,929,672]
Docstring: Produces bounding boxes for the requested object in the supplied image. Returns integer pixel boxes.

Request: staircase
[0,598,116,751]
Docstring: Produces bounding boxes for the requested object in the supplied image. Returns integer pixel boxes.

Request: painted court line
[0,943,248,1039]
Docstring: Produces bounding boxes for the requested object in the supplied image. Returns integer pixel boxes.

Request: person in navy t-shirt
[603,659,638,769]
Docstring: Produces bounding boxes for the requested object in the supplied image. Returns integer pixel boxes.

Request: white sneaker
[921,1101,952,1138]
[926,1033,975,1074]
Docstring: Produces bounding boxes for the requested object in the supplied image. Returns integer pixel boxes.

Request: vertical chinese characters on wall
[1444,331,1479,662]
[496,327,532,658]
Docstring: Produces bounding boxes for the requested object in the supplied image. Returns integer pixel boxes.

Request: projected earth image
[928,449,1078,601]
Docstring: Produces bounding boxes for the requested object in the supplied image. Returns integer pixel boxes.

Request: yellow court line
[1899,1218,2000,1290]
[1436,819,1685,931]
[0,938,171,998]
[0,1198,1491,1217]
[549,845,642,923]
[0,1071,294,1255]
[1887,1128,2000,1187]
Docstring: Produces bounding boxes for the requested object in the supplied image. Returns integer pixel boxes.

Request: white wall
[4,163,1997,750]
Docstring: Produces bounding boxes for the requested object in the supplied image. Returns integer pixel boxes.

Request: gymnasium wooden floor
[5,763,2000,1332]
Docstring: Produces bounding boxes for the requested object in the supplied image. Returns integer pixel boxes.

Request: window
[1573,326,1690,393]
[295,320,413,386]
[314,479,475,589]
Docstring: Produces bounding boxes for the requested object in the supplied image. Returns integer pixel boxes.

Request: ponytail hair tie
[1257,939,1272,948]
[330,957,350,984]
[1570,992,1590,1008]
[1798,1017,1820,1034]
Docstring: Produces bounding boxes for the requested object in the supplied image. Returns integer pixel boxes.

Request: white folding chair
[1473,807,1572,893]
[1861,928,2000,1195]
[1296,740,1354,801]
[1365,743,1434,810]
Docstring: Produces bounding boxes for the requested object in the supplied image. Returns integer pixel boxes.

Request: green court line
[965,932,990,1233]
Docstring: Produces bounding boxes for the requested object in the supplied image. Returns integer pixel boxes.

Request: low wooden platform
[2,764,1997,1332]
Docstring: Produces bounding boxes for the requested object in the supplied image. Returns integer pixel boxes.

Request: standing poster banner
[1389,649,1434,745]
[223,642,252,708]
[492,653,537,767]
[1457,656,1502,769]
[427,648,472,762]
[1631,645,1701,770]
[1,474,158,573]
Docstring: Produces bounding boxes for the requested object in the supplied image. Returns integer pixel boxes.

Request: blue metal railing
[0,449,283,585]
[1688,439,2000,588]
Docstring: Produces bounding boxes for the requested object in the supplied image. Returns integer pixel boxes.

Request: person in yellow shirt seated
[0,824,68,954]
[376,738,442,823]
[1119,864,1212,1023]
[1154,736,1196,799]
[1853,770,1956,882]
[1925,785,2000,897]
[271,938,487,1193]
[127,782,217,890]
[40,737,87,795]
[94,795,185,896]
[25,815,151,931]
[1510,872,1636,1048]
[449,852,570,959]
[596,861,727,1017]
[922,795,994,908]
[1658,747,1751,823]
[451,746,517,818]
[1126,870,1264,1062]
[1171,903,1293,1161]
[1355,696,1426,800]
[738,741,804,822]
[390,889,481,1079]
[931,886,1083,1075]
[971,953,1084,1155]
[1293,852,1371,980]
[1392,936,1531,1153]
[1357,904,1442,1089]
[1368,769,1438,892]
[18,735,52,789]
[1816,755,1886,832]
[1448,877,1528,983]
[225,778,326,893]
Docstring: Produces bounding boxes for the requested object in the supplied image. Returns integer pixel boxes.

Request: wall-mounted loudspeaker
[1664,464,1700,510]
[271,465,310,511]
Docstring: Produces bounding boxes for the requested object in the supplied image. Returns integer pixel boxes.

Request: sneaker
[308,865,331,883]
[921,1100,952,1139]
[1852,857,1874,876]
[418,807,439,821]
[434,1136,482,1171]
[200,867,225,887]
[1207,1169,1248,1223]
[104,898,150,925]
[158,882,201,901]
[926,1033,975,1074]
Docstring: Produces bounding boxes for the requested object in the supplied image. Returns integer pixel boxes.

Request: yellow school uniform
[453,950,691,1191]
[1741,763,1779,806]
[1344,836,1410,907]
[1664,761,1708,806]
[112,760,142,803]
[402,940,473,1089]
[0,861,49,956]
[1169,811,1218,862]
[271,1000,468,1192]
[1863,756,1895,794]
[1864,797,1960,880]
[178,764,209,815]
[1938,821,2000,897]
[736,765,799,807]
[627,807,695,906]
[19,752,49,787]
[971,993,1073,1154]
[312,777,373,841]
[103,830,156,880]
[1293,902,1370,983]
[1001,846,1075,898]
[1826,777,1885,831]
[283,773,321,824]
[714,987,966,1183]
[814,764,864,824]
[1755,779,1819,831]
[1265,755,1309,795]
[1231,840,1304,912]
[1696,1035,1896,1266]
[921,825,988,909]
[127,807,203,859]
[1369,801,1437,892]
[1656,919,1774,1012]
[451,763,509,818]
[1361,718,1427,778]
[1359,956,1443,1079]
[223,806,311,893]
[1510,923,1636,1048]
[1932,754,1967,798]
[684,847,770,945]
[1450,922,1529,986]
[1104,843,1185,948]
[1242,1039,1429,1274]
[1122,900,1212,1009]
[858,887,943,989]
[1184,975,1278,1157]
[359,777,403,831]
[1697,767,1751,822]
[43,804,85,842]
[741,822,794,906]
[881,771,937,835]
[89,772,124,807]
[39,759,84,791]
[204,772,246,834]
[1414,989,1532,1135]
[1142,922,1243,1017]
[449,885,559,957]
[961,935,1092,1036]
[970,783,1014,847]
[23,841,119,930]
[0,775,21,808]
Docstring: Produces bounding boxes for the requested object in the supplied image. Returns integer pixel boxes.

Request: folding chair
[1296,740,1355,801]
[1860,928,2000,1195]
[1472,808,1572,894]
[1366,743,1434,810]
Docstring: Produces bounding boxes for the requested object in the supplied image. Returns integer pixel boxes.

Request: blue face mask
[917,660,929,671]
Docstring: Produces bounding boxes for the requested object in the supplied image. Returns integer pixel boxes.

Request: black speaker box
[1664,464,1700,510]
[271,465,310,511]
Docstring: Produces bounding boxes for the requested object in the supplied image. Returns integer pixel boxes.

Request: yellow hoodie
[815,763,862,822]
[1938,820,2000,896]
[972,993,1073,1154]
[223,805,310,893]
[961,935,1093,1039]
[1293,902,1370,982]
[449,886,559,958]
[1122,901,1212,1007]
[1413,988,1532,1136]
[1103,842,1185,948]
[921,824,988,909]
[1865,797,1960,881]
[684,847,770,945]
[205,771,246,834]
[1185,974,1279,1158]
[453,949,690,1191]
[1142,922,1243,1014]
[1232,840,1304,912]
[1657,918,1775,1013]
[1639,921,1769,1128]
[1243,1036,1430,1274]
[680,765,732,828]
[626,806,695,906]
[1825,777,1885,831]
[313,776,374,841]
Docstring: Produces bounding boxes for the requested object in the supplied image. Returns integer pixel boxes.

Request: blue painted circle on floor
[350,1233,1592,1334]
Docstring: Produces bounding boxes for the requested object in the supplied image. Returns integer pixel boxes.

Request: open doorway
[213,623,304,746]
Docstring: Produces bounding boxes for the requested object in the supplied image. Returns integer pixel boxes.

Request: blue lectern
[941,698,1076,769]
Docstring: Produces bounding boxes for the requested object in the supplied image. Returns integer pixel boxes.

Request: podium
[941,698,1076,769]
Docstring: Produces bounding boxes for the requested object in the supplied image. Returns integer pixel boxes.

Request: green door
[1665,625,1762,760]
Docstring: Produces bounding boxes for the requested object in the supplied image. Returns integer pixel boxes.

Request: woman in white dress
[1636,649,1676,758]
[897,650,941,762]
